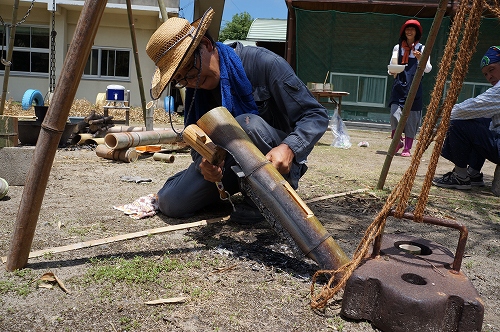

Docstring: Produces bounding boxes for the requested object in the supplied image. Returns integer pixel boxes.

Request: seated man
[433,45,500,189]
[145,8,328,223]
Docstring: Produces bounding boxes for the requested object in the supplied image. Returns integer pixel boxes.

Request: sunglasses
[174,50,200,88]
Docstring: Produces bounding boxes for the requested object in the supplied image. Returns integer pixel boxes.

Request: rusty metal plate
[341,234,484,332]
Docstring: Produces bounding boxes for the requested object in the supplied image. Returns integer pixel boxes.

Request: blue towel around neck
[184,42,258,126]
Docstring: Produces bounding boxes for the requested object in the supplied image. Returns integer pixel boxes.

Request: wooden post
[6,1,108,271]
[376,0,449,190]
[0,0,20,114]
[126,0,148,126]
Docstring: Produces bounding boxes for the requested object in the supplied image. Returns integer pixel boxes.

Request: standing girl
[388,19,432,157]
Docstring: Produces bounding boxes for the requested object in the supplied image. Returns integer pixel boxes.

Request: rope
[485,0,500,18]
[310,0,484,310]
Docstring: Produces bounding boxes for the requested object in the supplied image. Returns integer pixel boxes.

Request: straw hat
[146,8,214,99]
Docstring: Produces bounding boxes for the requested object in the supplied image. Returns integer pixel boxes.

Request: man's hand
[266,143,294,175]
[199,158,223,183]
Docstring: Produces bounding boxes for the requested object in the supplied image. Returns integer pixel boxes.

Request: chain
[49,0,57,93]
[0,0,36,28]
[0,0,36,66]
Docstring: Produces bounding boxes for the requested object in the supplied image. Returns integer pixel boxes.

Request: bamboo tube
[71,134,105,145]
[95,144,138,163]
[104,130,180,150]
[106,126,173,133]
[71,133,93,145]
[153,153,175,163]
[88,137,105,145]
[196,107,349,270]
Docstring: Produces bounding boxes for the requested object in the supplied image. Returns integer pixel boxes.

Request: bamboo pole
[157,0,169,21]
[196,107,349,270]
[6,1,108,272]
[125,0,148,126]
[376,0,448,190]
[0,0,20,114]
[104,130,180,150]
[106,126,172,132]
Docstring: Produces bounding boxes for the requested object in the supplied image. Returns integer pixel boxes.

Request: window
[330,73,387,107]
[444,81,490,103]
[83,47,130,79]
[0,25,50,74]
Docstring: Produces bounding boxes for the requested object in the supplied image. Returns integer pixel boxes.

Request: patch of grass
[119,316,139,330]
[84,255,202,285]
[326,315,345,331]
[66,226,93,237]
[0,268,38,296]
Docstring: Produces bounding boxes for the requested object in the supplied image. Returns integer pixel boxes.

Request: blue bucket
[164,96,175,114]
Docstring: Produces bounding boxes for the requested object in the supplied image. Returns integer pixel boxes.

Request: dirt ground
[0,110,499,331]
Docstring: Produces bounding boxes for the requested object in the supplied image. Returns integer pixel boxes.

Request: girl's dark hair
[400,24,422,43]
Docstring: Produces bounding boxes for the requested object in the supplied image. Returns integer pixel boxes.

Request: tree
[218,12,253,42]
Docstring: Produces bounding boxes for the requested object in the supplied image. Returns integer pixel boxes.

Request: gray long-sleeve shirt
[233,42,329,164]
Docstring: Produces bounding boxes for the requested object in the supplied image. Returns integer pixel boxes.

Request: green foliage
[218,12,253,42]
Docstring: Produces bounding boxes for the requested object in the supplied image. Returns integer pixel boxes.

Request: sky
[178,0,288,27]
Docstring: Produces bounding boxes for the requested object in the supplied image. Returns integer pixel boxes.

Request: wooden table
[311,91,350,115]
[103,101,130,125]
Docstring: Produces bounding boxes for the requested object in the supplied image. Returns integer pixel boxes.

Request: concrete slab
[0,146,35,186]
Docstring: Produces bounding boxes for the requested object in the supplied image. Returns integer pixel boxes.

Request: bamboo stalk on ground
[95,144,138,163]
[104,130,181,150]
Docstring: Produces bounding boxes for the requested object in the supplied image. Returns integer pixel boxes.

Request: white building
[0,0,179,107]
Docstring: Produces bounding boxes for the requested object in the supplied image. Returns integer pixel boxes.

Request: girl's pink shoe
[401,150,411,157]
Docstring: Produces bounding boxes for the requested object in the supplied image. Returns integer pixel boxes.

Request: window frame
[330,72,388,107]
[444,81,491,103]
[0,24,50,76]
[82,46,131,81]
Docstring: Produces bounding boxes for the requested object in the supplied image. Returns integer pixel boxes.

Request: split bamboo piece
[1,217,228,263]
[182,124,225,164]
[95,144,138,163]
[182,124,228,199]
